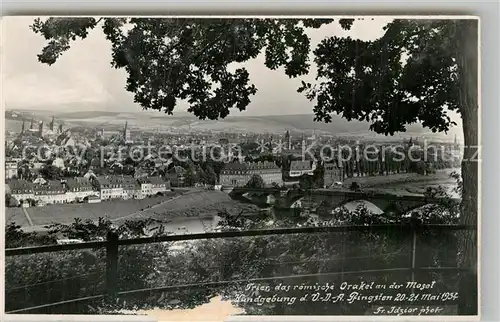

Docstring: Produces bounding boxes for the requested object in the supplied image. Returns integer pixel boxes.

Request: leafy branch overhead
[31,18,335,120]
[302,19,464,135]
[31,18,472,137]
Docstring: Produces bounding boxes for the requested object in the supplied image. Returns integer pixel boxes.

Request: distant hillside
[6,108,462,141]
[258,114,389,134]
[5,110,54,124]
[56,111,126,119]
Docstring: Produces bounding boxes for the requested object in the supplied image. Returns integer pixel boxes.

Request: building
[219,161,283,187]
[64,177,95,202]
[323,161,344,188]
[50,116,55,132]
[55,131,76,147]
[289,161,315,177]
[123,121,132,143]
[38,121,44,137]
[33,180,67,205]
[51,157,66,170]
[166,166,185,187]
[33,176,47,185]
[99,129,119,140]
[48,116,63,135]
[5,159,18,179]
[149,176,170,195]
[134,167,149,179]
[137,177,153,198]
[84,170,96,180]
[31,162,46,170]
[8,179,34,204]
[93,176,124,200]
[86,195,101,203]
[119,176,140,199]
[284,130,292,150]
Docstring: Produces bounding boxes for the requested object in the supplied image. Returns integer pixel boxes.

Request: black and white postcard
[2,16,480,321]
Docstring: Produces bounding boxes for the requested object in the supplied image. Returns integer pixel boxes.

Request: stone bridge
[227,187,461,214]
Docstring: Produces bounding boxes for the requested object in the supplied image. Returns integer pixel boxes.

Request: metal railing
[5,223,475,314]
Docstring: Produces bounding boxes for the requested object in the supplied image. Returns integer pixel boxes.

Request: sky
[1,16,461,130]
[2,16,395,116]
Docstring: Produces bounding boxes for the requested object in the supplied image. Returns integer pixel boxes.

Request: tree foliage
[246,174,265,189]
[300,19,470,136]
[349,182,361,191]
[40,164,64,180]
[31,18,474,136]
[31,18,335,120]
[5,197,460,315]
[30,16,478,314]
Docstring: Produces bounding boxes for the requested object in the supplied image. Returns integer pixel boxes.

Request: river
[341,172,460,215]
[161,216,218,235]
[162,180,460,234]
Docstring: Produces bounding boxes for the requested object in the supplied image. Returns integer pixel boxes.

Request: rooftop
[325,160,344,168]
[149,176,166,185]
[34,180,65,193]
[65,177,93,189]
[8,179,33,191]
[222,161,280,173]
[290,161,312,171]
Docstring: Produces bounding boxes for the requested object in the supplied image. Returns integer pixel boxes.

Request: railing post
[106,231,119,300]
[410,225,417,295]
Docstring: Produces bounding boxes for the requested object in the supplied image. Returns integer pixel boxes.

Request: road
[111,192,189,223]
[17,189,229,234]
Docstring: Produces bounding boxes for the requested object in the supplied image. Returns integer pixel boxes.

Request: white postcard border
[1,1,497,321]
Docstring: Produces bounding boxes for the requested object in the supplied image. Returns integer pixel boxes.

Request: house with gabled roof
[166,166,185,187]
[220,161,283,187]
[93,175,124,200]
[64,177,96,202]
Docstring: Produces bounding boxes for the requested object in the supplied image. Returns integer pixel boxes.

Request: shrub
[5,196,461,314]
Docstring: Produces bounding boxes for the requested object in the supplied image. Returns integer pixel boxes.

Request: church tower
[454,134,460,150]
[30,118,34,130]
[38,121,44,137]
[21,120,25,134]
[50,116,55,132]
[123,121,131,143]
[284,130,291,150]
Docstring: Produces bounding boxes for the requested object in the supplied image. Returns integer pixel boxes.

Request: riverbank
[6,169,460,232]
[7,190,259,232]
[342,168,459,188]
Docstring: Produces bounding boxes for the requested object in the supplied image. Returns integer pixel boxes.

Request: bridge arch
[291,198,387,215]
[290,197,301,208]
[339,200,385,215]
[287,193,312,206]
[232,187,461,216]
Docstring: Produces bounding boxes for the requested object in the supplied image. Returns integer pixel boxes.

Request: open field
[6,190,258,231]
[6,208,30,227]
[6,169,459,232]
